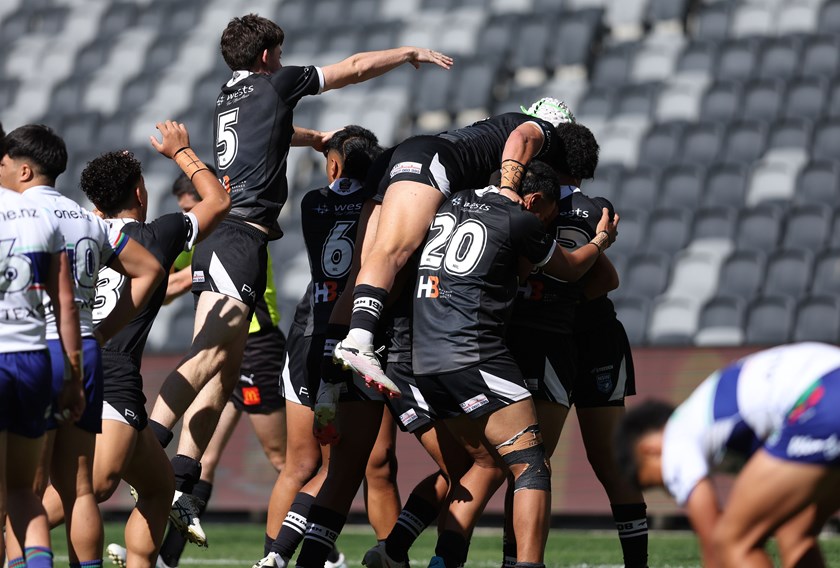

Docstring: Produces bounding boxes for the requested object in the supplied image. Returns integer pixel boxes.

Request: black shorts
[573,318,636,408]
[507,329,574,406]
[375,136,464,201]
[191,218,269,314]
[233,327,286,413]
[283,321,314,407]
[384,362,435,433]
[102,350,148,431]
[415,353,532,420]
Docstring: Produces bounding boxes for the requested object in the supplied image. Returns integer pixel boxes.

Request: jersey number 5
[419,213,487,276]
[216,108,239,169]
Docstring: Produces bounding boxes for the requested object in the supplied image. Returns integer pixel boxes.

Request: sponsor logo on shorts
[193,270,205,283]
[787,434,840,460]
[390,161,422,177]
[525,378,539,392]
[241,284,256,299]
[242,386,262,406]
[460,393,489,413]
[124,408,137,422]
[399,408,419,426]
[240,372,255,385]
[596,372,614,394]
[299,386,309,397]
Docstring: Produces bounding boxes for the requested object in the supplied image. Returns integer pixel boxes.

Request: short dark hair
[3,124,67,182]
[325,125,382,181]
[614,399,675,489]
[0,122,5,140]
[520,160,561,202]
[553,122,599,181]
[220,14,284,71]
[80,151,142,216]
[172,165,215,200]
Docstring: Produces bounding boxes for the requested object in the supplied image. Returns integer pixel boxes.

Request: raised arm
[150,120,231,242]
[542,208,619,282]
[94,237,165,344]
[499,123,546,195]
[321,46,452,93]
[291,127,337,152]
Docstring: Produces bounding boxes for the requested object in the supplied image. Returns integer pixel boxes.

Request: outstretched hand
[150,120,191,158]
[408,47,454,70]
[595,207,620,245]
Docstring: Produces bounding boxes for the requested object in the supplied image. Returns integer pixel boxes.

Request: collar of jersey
[228,70,254,87]
[107,216,140,229]
[329,177,363,196]
[24,185,59,197]
[559,185,580,200]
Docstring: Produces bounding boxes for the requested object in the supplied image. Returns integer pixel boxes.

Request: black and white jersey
[436,112,562,189]
[511,188,605,333]
[301,178,371,336]
[412,187,556,375]
[214,66,323,233]
[93,213,197,365]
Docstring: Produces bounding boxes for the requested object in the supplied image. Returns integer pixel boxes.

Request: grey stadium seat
[678,122,724,165]
[811,120,840,162]
[452,58,498,116]
[60,111,102,154]
[745,296,796,345]
[615,167,660,212]
[794,160,840,207]
[756,37,802,81]
[612,83,660,122]
[783,77,828,121]
[584,163,623,205]
[621,252,672,298]
[719,120,768,165]
[658,164,705,210]
[692,2,732,42]
[510,16,553,71]
[829,213,840,249]
[98,3,139,39]
[612,296,650,345]
[644,208,693,256]
[646,0,691,24]
[767,119,813,154]
[730,3,774,38]
[0,79,19,109]
[715,38,761,82]
[676,40,719,77]
[781,204,833,250]
[590,42,638,88]
[639,121,685,166]
[692,206,738,241]
[800,35,840,78]
[735,205,784,253]
[647,297,698,346]
[608,208,648,258]
[818,0,840,35]
[826,79,840,119]
[716,250,767,300]
[740,80,784,122]
[578,85,615,119]
[811,249,840,296]
[761,249,815,299]
[793,296,840,343]
[694,295,746,346]
[701,163,748,209]
[274,0,312,32]
[546,8,603,71]
[700,81,743,123]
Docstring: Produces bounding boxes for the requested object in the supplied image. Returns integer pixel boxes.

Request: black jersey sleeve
[141,213,195,270]
[269,65,322,107]
[510,209,555,266]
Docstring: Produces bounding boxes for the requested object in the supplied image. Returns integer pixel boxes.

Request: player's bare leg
[714,450,840,568]
[197,403,242,484]
[337,182,444,395]
[121,427,176,567]
[363,407,400,539]
[49,425,103,564]
[773,503,828,567]
[6,432,53,562]
[578,406,648,567]
[6,433,51,563]
[150,292,250,432]
[0,431,6,560]
[249,408,287,474]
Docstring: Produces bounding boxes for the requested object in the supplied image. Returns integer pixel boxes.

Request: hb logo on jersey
[416,275,440,298]
[518,279,544,301]
[314,281,338,303]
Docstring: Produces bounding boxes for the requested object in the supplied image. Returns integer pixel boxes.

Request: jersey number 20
[419,213,487,276]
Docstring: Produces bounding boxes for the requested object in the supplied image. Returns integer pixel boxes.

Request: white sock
[347,328,374,348]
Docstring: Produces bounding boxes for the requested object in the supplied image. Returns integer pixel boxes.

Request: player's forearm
[51,252,83,382]
[323,47,416,90]
[500,124,543,193]
[292,126,323,147]
[582,254,619,299]
[164,269,193,304]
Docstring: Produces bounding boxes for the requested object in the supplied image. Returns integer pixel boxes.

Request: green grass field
[49,521,840,568]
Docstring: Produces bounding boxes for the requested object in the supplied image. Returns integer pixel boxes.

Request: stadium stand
[2,0,837,348]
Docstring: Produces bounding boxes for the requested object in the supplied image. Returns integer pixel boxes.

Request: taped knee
[496,424,551,492]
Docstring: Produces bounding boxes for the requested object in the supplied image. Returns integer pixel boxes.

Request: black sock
[502,528,517,567]
[326,544,340,564]
[264,533,275,558]
[434,530,468,568]
[149,420,173,448]
[385,494,439,562]
[270,492,315,558]
[171,454,202,493]
[295,505,347,568]
[612,503,648,568]
[349,284,388,335]
[159,481,211,566]
[514,563,545,568]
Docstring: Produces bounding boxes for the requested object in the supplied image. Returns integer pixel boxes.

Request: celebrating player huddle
[2,9,838,568]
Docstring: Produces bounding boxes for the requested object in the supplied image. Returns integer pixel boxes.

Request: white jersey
[0,188,64,353]
[662,342,840,505]
[23,186,126,340]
